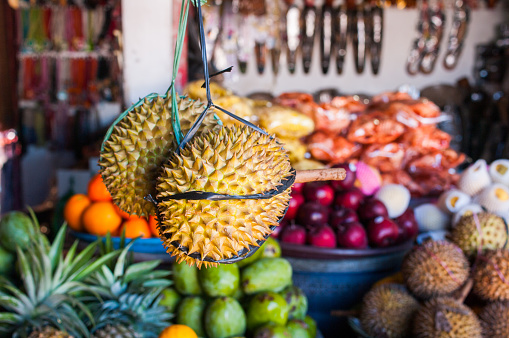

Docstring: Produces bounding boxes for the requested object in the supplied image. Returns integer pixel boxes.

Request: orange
[114,203,142,220]
[88,174,112,202]
[159,325,198,338]
[148,216,159,237]
[121,218,151,239]
[63,194,91,232]
[82,202,122,236]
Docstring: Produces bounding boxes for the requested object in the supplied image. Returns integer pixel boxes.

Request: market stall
[0,0,508,337]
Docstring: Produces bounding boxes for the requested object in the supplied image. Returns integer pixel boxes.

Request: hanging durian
[156,126,293,268]
[99,94,220,216]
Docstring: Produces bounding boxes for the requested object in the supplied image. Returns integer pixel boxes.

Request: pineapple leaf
[0,284,32,311]
[71,250,120,282]
[0,312,20,325]
[0,295,23,313]
[113,239,136,278]
[48,224,67,270]
[142,279,172,288]
[34,240,52,302]
[124,260,162,283]
[63,241,99,279]
[16,248,36,302]
[61,240,79,277]
[100,264,115,285]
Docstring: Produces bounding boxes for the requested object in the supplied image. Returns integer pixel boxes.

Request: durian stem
[295,168,346,183]
[456,279,473,303]
[330,309,360,317]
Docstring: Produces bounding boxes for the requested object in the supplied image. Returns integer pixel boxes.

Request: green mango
[0,211,36,252]
[253,323,291,338]
[159,287,181,313]
[260,237,281,258]
[304,315,317,338]
[237,246,264,268]
[172,262,202,295]
[0,244,14,275]
[279,285,308,320]
[241,258,292,294]
[198,263,240,297]
[176,296,207,337]
[287,319,311,338]
[232,285,244,300]
[246,292,289,332]
[204,297,246,338]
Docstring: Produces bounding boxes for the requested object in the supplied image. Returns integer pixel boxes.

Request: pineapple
[87,234,173,338]
[0,225,120,337]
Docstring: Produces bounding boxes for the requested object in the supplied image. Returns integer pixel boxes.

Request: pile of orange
[63,174,159,238]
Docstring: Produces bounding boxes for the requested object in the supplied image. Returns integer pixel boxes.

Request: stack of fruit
[351,216,509,338]
[64,174,159,239]
[277,164,417,250]
[414,158,509,233]
[167,237,318,338]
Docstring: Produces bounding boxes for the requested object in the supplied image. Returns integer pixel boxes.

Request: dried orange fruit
[63,194,91,232]
[82,202,122,236]
[88,174,112,202]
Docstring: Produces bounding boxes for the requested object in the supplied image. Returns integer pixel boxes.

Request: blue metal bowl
[280,241,414,338]
[70,231,168,254]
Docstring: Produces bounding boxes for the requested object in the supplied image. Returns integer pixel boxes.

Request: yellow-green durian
[156,126,292,268]
[99,95,220,216]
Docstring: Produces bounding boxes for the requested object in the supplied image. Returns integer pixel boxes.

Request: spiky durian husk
[449,212,508,257]
[402,240,470,299]
[413,297,482,338]
[359,284,419,338]
[99,95,221,216]
[156,126,292,268]
[479,302,509,337]
[473,249,509,301]
[92,324,137,338]
[28,327,72,338]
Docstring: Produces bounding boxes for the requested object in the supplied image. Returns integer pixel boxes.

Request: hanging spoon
[301,0,317,74]
[320,0,334,74]
[266,0,283,76]
[351,1,367,74]
[285,0,301,74]
[335,1,349,74]
[369,0,383,74]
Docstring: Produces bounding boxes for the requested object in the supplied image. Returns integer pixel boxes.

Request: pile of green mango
[162,237,317,338]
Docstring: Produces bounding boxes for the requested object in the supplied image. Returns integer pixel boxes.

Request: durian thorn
[295,168,346,183]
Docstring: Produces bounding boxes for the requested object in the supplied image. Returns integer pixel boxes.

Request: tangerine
[159,325,198,338]
[114,203,142,220]
[88,174,112,202]
[63,194,91,232]
[148,216,159,237]
[121,218,151,239]
[82,202,122,236]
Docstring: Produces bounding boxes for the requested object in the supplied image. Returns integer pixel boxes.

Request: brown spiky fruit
[449,212,507,257]
[473,249,509,301]
[413,297,482,338]
[479,302,509,337]
[156,126,292,268]
[402,240,470,299]
[99,95,220,216]
[359,284,420,338]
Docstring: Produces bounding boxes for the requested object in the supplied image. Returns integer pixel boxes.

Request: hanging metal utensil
[320,0,334,74]
[301,0,317,74]
[443,0,470,70]
[202,1,221,64]
[369,1,383,74]
[266,0,282,76]
[419,0,445,74]
[406,0,429,75]
[285,0,301,74]
[335,1,349,74]
[351,2,367,74]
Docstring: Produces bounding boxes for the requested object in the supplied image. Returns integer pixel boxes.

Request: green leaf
[16,248,36,302]
[124,260,161,283]
[113,240,136,278]
[63,241,98,280]
[0,284,32,311]
[62,240,79,272]
[49,225,67,269]
[142,279,173,288]
[100,265,115,286]
[0,312,20,325]
[71,250,120,282]
[0,295,23,313]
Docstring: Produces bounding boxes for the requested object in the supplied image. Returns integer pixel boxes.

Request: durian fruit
[473,249,509,302]
[156,126,292,268]
[414,204,450,232]
[458,159,492,196]
[475,183,509,213]
[452,204,483,226]
[449,212,507,257]
[359,284,420,338]
[375,184,411,218]
[413,297,482,338]
[99,95,220,216]
[437,189,471,215]
[478,301,509,337]
[402,240,470,299]
[489,159,509,186]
